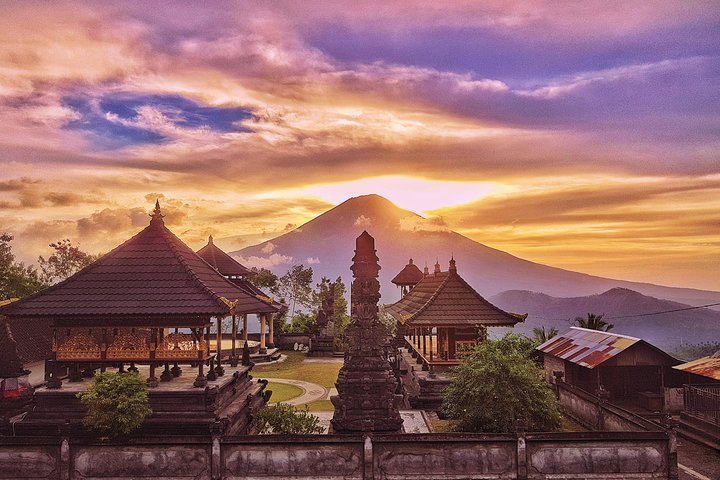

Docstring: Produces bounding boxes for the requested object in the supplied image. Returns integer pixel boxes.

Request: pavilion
[391,258,424,298]
[0,202,274,435]
[385,258,525,371]
[196,235,283,359]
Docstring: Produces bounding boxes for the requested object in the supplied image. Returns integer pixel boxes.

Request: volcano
[231,194,720,308]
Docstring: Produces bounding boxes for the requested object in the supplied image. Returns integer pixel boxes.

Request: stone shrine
[331,231,403,433]
[309,282,336,356]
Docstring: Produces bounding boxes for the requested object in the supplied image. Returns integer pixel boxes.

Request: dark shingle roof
[196,236,252,277]
[391,259,424,286]
[0,206,276,318]
[385,262,525,327]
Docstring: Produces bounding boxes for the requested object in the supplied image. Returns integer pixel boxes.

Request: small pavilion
[0,202,276,387]
[385,258,525,371]
[391,258,424,298]
[196,235,282,359]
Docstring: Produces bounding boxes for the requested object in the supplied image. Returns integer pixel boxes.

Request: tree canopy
[574,313,614,332]
[38,238,98,284]
[0,233,46,300]
[442,334,561,433]
[532,326,559,344]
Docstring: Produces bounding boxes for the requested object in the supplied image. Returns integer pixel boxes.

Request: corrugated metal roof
[673,355,720,381]
[536,327,642,369]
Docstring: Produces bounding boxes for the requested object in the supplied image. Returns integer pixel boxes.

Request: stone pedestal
[331,231,403,433]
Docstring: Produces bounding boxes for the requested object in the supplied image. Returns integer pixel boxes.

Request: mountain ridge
[231,194,720,308]
[490,287,720,349]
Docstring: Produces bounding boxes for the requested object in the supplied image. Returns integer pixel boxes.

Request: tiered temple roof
[196,235,252,278]
[391,258,424,286]
[385,258,525,327]
[0,202,277,320]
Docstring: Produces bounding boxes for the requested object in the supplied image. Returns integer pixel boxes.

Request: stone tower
[331,231,403,433]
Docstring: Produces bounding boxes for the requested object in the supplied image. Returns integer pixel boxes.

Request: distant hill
[231,194,720,308]
[491,287,720,349]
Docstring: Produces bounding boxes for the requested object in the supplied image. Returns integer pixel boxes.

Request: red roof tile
[384,263,525,327]
[391,259,425,286]
[0,206,277,319]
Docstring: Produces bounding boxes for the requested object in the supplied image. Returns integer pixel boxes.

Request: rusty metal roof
[536,327,643,369]
[673,354,720,381]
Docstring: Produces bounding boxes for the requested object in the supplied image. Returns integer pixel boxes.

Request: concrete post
[259,314,267,353]
[268,313,275,348]
[211,435,221,480]
[516,435,528,480]
[363,435,374,480]
[60,437,70,480]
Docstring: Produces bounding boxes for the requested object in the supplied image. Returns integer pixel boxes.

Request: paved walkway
[266,378,333,405]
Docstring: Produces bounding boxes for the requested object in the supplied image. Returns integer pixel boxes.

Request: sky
[0,1,718,291]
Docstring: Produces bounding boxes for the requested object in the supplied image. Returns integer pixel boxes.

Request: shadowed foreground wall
[0,432,675,479]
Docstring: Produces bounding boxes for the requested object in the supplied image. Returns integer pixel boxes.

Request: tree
[276,265,314,320]
[38,239,98,284]
[76,372,152,439]
[311,276,350,332]
[0,233,46,299]
[574,313,613,332]
[532,326,559,344]
[250,267,280,294]
[442,334,561,433]
[252,403,324,434]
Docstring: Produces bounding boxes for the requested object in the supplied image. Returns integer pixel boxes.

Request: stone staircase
[678,412,720,452]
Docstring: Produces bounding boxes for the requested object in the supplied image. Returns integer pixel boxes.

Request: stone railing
[0,431,677,479]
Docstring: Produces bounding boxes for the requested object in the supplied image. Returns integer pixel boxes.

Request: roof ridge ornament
[150,199,165,225]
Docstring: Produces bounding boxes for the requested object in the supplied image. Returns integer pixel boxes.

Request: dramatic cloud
[0,1,718,289]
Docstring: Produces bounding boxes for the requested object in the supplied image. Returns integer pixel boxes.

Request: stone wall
[274,333,311,349]
[557,381,662,432]
[0,431,676,479]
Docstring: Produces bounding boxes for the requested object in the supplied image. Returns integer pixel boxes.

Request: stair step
[677,427,720,453]
[680,420,720,441]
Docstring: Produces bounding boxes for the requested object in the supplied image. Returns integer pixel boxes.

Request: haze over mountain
[491,288,720,350]
[232,194,720,308]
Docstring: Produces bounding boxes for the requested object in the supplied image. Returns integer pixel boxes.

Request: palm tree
[574,313,614,332]
[532,326,559,344]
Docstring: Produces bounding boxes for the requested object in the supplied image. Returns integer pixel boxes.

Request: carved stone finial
[208,235,214,244]
[434,258,441,275]
[449,255,457,274]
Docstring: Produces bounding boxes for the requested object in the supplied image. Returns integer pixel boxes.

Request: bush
[442,334,561,433]
[252,403,324,434]
[76,372,152,438]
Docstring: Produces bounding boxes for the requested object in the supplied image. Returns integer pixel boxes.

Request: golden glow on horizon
[258,176,510,213]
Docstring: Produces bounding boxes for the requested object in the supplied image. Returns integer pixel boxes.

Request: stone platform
[399,348,451,411]
[14,364,268,436]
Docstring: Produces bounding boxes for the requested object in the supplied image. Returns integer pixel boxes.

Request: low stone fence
[556,381,663,432]
[275,333,310,349]
[0,431,677,479]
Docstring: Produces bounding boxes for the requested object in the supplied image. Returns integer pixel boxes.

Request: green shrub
[76,372,152,438]
[252,403,324,434]
[442,334,561,433]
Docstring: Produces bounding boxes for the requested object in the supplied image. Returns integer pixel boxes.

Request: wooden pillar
[268,313,275,348]
[259,314,267,353]
[422,328,427,355]
[242,314,248,342]
[448,327,457,359]
[231,315,237,359]
[216,317,222,364]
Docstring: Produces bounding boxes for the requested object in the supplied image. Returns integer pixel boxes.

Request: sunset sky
[1,1,718,290]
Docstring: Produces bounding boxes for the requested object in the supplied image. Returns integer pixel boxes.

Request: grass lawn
[253,351,342,388]
[266,382,304,404]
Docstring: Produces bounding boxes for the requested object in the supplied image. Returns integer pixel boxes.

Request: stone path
[266,378,329,405]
